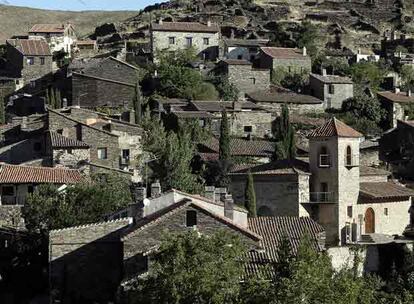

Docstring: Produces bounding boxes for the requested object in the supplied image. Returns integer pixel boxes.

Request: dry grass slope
[0,5,137,43]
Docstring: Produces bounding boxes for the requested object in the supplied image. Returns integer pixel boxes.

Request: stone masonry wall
[255,101,325,115]
[227,64,270,96]
[231,111,272,138]
[52,148,90,169]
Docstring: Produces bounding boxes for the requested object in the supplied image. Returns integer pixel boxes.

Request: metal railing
[309,192,336,203]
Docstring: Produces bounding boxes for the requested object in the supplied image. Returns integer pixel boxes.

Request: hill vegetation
[0,4,137,43]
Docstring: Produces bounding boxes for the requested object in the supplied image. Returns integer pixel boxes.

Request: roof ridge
[50,217,133,234]
[0,162,80,172]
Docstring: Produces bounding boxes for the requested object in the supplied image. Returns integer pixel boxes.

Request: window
[244,126,253,133]
[27,57,34,65]
[250,77,256,84]
[199,119,205,127]
[237,54,243,60]
[122,149,130,160]
[345,146,352,166]
[34,142,42,151]
[28,185,34,194]
[40,57,45,65]
[97,148,108,160]
[186,210,197,227]
[2,186,14,196]
[168,37,175,45]
[328,84,335,94]
[66,149,73,154]
[186,37,193,47]
[347,206,353,218]
[203,37,210,45]
[384,208,388,216]
[319,146,330,167]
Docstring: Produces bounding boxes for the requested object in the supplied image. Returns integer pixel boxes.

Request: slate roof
[76,40,96,46]
[359,182,414,202]
[151,22,220,33]
[261,47,309,60]
[49,131,89,149]
[360,139,379,150]
[230,159,310,176]
[360,166,391,177]
[377,91,414,104]
[309,117,363,138]
[198,137,274,158]
[310,73,353,84]
[29,24,67,33]
[6,39,51,56]
[191,101,264,112]
[248,217,325,262]
[247,86,323,104]
[172,111,214,119]
[0,164,83,184]
[221,59,252,65]
[224,38,269,47]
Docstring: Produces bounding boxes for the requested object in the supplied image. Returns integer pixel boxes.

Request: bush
[193,82,220,100]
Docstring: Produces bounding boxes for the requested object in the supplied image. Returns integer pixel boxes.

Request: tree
[130,230,247,304]
[217,109,232,188]
[297,21,322,58]
[54,88,61,109]
[244,171,257,217]
[141,109,167,158]
[350,61,388,91]
[23,173,132,234]
[272,67,309,93]
[401,65,414,91]
[133,82,143,125]
[272,104,295,160]
[192,82,220,100]
[214,76,240,101]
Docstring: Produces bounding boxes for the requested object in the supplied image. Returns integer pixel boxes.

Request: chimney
[207,20,212,27]
[322,68,327,76]
[394,87,400,94]
[21,116,28,130]
[408,89,412,97]
[131,183,147,203]
[62,98,68,108]
[158,19,163,25]
[129,182,147,220]
[302,46,307,57]
[357,48,361,55]
[151,180,162,198]
[224,194,234,220]
[233,101,241,111]
[205,186,216,201]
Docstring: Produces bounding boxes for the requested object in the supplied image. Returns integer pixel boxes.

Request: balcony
[309,192,336,203]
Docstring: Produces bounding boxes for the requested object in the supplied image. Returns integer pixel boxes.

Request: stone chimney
[62,98,68,108]
[408,89,412,97]
[233,101,241,111]
[205,186,216,201]
[207,20,212,27]
[21,116,28,130]
[322,68,327,76]
[151,180,162,198]
[394,87,400,94]
[302,46,307,57]
[224,194,234,220]
[129,182,147,220]
[158,19,163,25]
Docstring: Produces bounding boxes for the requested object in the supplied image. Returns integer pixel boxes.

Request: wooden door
[365,208,375,234]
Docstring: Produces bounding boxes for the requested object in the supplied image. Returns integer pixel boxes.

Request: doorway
[365,208,375,234]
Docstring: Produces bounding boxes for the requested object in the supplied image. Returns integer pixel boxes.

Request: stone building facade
[6,39,53,83]
[150,21,220,61]
[259,47,312,74]
[377,90,414,129]
[28,23,77,55]
[70,57,140,108]
[218,59,271,97]
[309,72,354,109]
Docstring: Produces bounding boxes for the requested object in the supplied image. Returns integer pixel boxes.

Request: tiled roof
[29,24,66,33]
[49,131,89,149]
[261,47,309,60]
[309,118,363,138]
[151,22,220,33]
[360,166,390,177]
[0,164,83,184]
[221,59,252,65]
[172,111,214,119]
[230,159,310,175]
[310,73,353,84]
[198,137,274,158]
[359,182,414,202]
[191,101,264,112]
[377,91,414,104]
[6,39,51,56]
[224,38,269,47]
[248,217,325,262]
[247,86,323,104]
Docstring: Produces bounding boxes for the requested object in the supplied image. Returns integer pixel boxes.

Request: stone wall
[309,76,354,109]
[230,111,273,138]
[0,206,23,228]
[49,218,131,304]
[255,101,325,115]
[360,149,380,166]
[259,52,312,74]
[0,134,45,164]
[230,174,310,217]
[151,29,220,60]
[52,148,90,169]
[226,64,270,96]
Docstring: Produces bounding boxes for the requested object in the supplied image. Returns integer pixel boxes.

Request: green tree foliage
[192,82,220,100]
[213,76,240,101]
[141,109,167,157]
[219,109,231,162]
[178,118,211,143]
[45,88,62,109]
[244,171,257,217]
[313,55,350,76]
[272,104,296,160]
[401,65,414,91]
[133,82,143,125]
[297,21,321,58]
[350,61,388,91]
[130,230,247,304]
[272,67,309,92]
[159,130,203,193]
[23,174,132,234]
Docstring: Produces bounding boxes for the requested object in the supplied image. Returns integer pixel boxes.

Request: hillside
[0,5,138,43]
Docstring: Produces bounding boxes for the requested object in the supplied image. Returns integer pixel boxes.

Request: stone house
[377,89,414,129]
[231,118,414,246]
[217,59,271,96]
[360,139,380,166]
[150,21,220,61]
[28,23,77,55]
[259,47,312,74]
[69,56,140,108]
[6,39,53,85]
[74,40,97,57]
[246,85,325,114]
[223,38,269,62]
[0,163,82,205]
[47,107,143,175]
[309,71,354,109]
